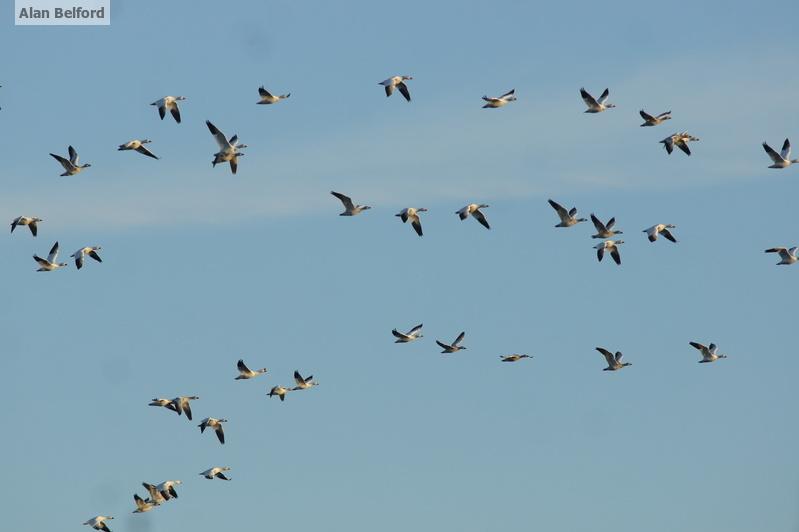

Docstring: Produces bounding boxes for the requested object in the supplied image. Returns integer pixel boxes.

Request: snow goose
[206,120,245,174]
[172,396,199,420]
[83,516,113,532]
[198,417,227,444]
[436,332,467,353]
[235,359,267,380]
[689,341,727,363]
[148,398,179,414]
[200,466,231,480]
[268,385,292,402]
[257,86,290,104]
[156,480,181,500]
[379,76,413,101]
[132,494,157,513]
[142,483,166,505]
[118,139,159,160]
[639,110,671,126]
[765,246,798,265]
[590,214,623,238]
[293,370,319,390]
[580,87,615,113]
[660,132,699,155]
[331,191,371,216]
[33,241,67,271]
[500,354,532,362]
[482,89,516,108]
[644,224,677,243]
[71,246,102,270]
[392,323,423,343]
[10,216,41,237]
[457,204,490,229]
[548,199,587,228]
[594,240,624,265]
[150,96,186,123]
[762,139,799,168]
[50,145,90,176]
[396,208,427,236]
[596,347,631,371]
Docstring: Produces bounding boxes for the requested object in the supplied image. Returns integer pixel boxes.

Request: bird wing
[411,215,423,236]
[500,88,515,99]
[397,82,411,102]
[331,191,355,210]
[408,323,423,335]
[294,370,305,385]
[580,88,598,108]
[237,359,251,374]
[676,140,691,156]
[639,109,655,122]
[610,246,621,265]
[206,120,231,150]
[660,228,677,243]
[258,86,273,99]
[548,199,569,222]
[384,84,394,97]
[596,347,615,366]
[47,241,59,262]
[170,103,181,123]
[597,88,610,104]
[762,142,783,163]
[214,424,225,444]
[68,145,78,164]
[781,138,791,160]
[596,247,604,262]
[181,399,193,421]
[472,209,490,229]
[74,251,84,269]
[135,145,159,159]
[392,329,409,340]
[50,153,72,171]
[453,331,466,346]
[590,214,607,233]
[435,340,450,350]
[88,250,102,262]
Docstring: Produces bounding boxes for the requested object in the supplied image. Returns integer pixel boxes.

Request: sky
[2,1,799,531]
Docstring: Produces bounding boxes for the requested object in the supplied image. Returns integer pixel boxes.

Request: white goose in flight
[268,385,292,402]
[639,109,671,126]
[50,145,91,176]
[689,341,727,363]
[660,132,699,155]
[762,139,798,168]
[83,516,113,532]
[644,224,677,243]
[156,480,182,500]
[150,96,186,123]
[457,204,490,229]
[118,139,159,160]
[379,76,413,101]
[580,87,615,113]
[500,354,532,362]
[596,347,631,371]
[257,86,290,104]
[10,216,42,237]
[396,207,427,236]
[142,483,166,505]
[200,466,231,480]
[331,191,371,216]
[548,199,587,228]
[33,241,68,271]
[132,494,157,514]
[436,332,467,353]
[206,120,246,174]
[482,89,516,108]
[293,370,319,390]
[71,246,102,269]
[148,398,179,414]
[198,417,227,444]
[594,240,624,265]
[235,359,268,380]
[392,323,423,343]
[590,214,622,238]
[172,396,199,420]
[765,247,798,265]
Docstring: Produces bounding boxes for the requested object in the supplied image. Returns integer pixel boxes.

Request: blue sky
[2,1,799,531]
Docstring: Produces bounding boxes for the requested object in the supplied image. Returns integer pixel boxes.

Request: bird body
[548,199,586,227]
[11,216,41,236]
[482,89,516,108]
[293,370,319,390]
[235,359,268,379]
[457,204,490,229]
[392,323,423,343]
[596,347,631,371]
[200,466,231,480]
[268,385,291,401]
[594,240,624,265]
[151,96,186,123]
[689,341,727,363]
[198,417,227,444]
[763,139,799,168]
[661,132,699,155]
[207,120,246,174]
[83,516,114,532]
[590,214,622,238]
[71,246,102,269]
[644,224,677,243]
[436,331,467,353]
[500,354,532,362]
[257,86,290,104]
[50,145,90,176]
[639,109,671,126]
[765,247,798,265]
[379,75,413,101]
[118,139,159,159]
[33,241,68,271]
[580,87,615,113]
[331,191,371,215]
[396,207,427,236]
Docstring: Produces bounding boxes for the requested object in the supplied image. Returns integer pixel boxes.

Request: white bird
[457,204,490,229]
[590,214,623,239]
[596,347,632,371]
[268,385,291,402]
[396,207,427,236]
[548,199,587,227]
[235,359,268,380]
[660,132,699,155]
[594,240,624,265]
[172,396,199,420]
[379,75,412,102]
[392,323,423,343]
[118,139,159,159]
[765,246,798,265]
[257,86,290,104]
[132,494,157,514]
[331,191,371,216]
[293,370,319,390]
[83,516,114,532]
[148,398,179,414]
[639,109,671,126]
[156,480,182,500]
[71,246,102,270]
[33,241,68,271]
[762,139,799,169]
[10,216,42,237]
[436,332,467,353]
[206,120,246,174]
[141,483,166,505]
[644,224,677,243]
[199,467,231,480]
[500,354,532,362]
[50,145,91,176]
[689,341,727,363]
[580,87,615,113]
[150,96,186,123]
[482,89,516,108]
[198,417,227,444]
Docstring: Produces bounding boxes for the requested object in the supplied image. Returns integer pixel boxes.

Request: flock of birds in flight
[3,74,796,532]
